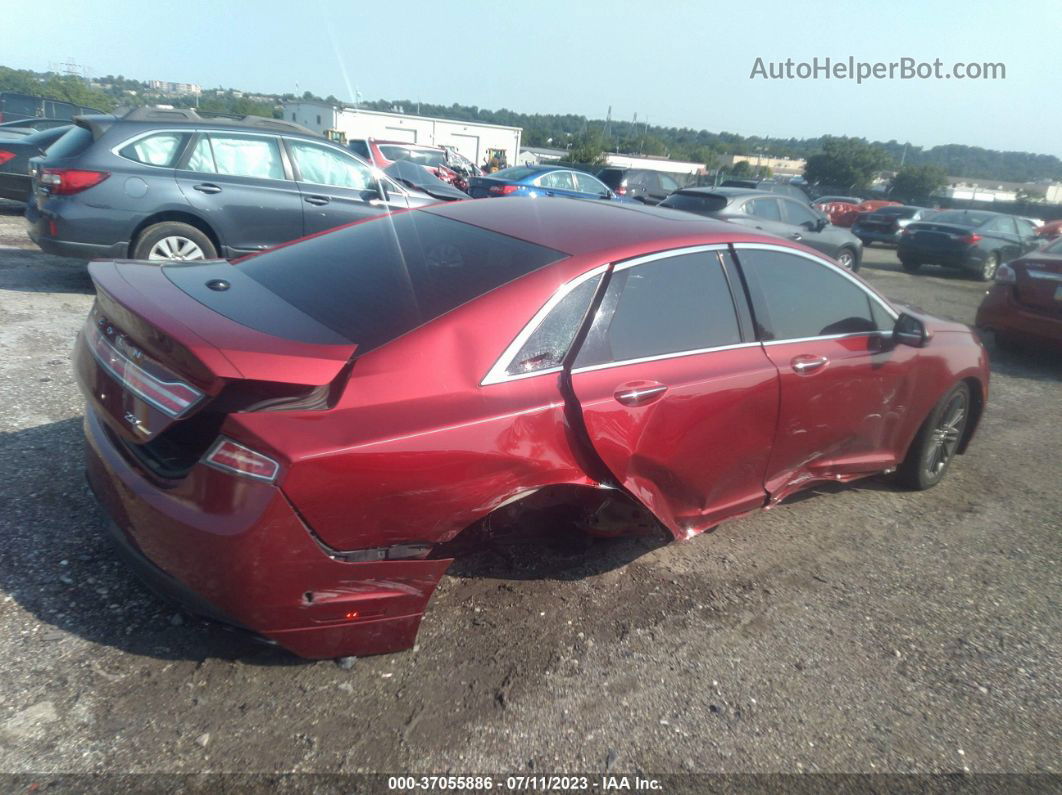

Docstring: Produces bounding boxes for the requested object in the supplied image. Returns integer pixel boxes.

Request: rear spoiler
[73,114,118,140]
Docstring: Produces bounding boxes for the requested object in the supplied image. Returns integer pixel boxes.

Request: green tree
[566,128,607,165]
[730,159,753,177]
[804,137,893,190]
[889,165,947,201]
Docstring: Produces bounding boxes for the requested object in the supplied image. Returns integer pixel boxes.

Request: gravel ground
[0,201,1059,780]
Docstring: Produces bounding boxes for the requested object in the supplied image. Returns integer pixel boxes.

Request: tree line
[2,65,1060,185]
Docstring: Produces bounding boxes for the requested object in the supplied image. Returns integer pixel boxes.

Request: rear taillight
[203,438,280,483]
[614,185,627,196]
[994,263,1016,284]
[961,233,983,245]
[85,320,204,417]
[0,151,14,166]
[40,167,109,195]
[488,184,518,196]
[901,228,913,236]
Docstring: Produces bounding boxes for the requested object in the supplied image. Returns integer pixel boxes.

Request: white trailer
[282,101,522,169]
[602,153,707,177]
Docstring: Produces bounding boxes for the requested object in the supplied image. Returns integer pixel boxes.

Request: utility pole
[604,105,612,141]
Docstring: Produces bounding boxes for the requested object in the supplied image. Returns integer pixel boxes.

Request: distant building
[146,80,202,96]
[518,146,569,165]
[724,153,806,176]
[283,100,522,169]
[1045,183,1062,204]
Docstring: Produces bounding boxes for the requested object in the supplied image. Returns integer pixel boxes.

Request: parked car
[0,125,71,202]
[898,209,1042,280]
[812,195,862,206]
[851,205,934,246]
[818,199,902,228]
[596,167,690,204]
[347,138,469,191]
[25,107,445,262]
[76,197,988,659]
[0,118,74,135]
[467,164,628,202]
[659,187,863,270]
[1035,219,1062,241]
[720,178,811,203]
[975,236,1062,351]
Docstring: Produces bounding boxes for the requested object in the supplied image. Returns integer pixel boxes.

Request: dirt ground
[0,201,1059,781]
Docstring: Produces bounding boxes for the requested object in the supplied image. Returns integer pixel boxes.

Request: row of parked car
[3,107,1058,352]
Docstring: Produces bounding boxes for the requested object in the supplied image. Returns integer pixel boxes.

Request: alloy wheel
[148,236,206,261]
[924,391,967,478]
[837,250,854,270]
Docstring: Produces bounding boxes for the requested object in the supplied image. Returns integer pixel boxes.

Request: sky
[4,0,1060,157]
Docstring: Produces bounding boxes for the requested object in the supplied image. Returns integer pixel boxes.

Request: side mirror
[894,313,929,348]
[814,215,829,231]
[601,191,613,200]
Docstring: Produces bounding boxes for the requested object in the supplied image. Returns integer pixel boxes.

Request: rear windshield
[927,210,994,226]
[45,125,94,160]
[237,211,566,351]
[596,169,624,187]
[379,145,447,168]
[872,206,917,217]
[490,166,536,181]
[660,192,729,215]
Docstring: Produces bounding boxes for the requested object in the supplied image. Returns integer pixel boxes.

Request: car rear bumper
[898,243,981,270]
[0,173,31,203]
[975,284,1062,349]
[853,227,900,244]
[25,199,130,260]
[83,407,452,659]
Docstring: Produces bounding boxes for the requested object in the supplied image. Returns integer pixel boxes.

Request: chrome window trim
[731,242,899,323]
[480,264,609,386]
[761,330,889,347]
[571,341,761,375]
[613,243,731,272]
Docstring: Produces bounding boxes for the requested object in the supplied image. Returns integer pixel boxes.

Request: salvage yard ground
[0,200,1059,775]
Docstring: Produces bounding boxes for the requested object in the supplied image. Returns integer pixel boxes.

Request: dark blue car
[468,164,632,203]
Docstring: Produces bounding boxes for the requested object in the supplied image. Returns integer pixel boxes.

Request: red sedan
[976,237,1062,351]
[77,199,989,659]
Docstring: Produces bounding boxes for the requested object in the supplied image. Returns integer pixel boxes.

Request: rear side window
[744,197,782,221]
[575,252,741,367]
[738,249,879,339]
[237,211,566,351]
[45,126,94,159]
[597,169,624,188]
[660,192,728,214]
[505,275,602,376]
[119,132,188,167]
[194,134,285,180]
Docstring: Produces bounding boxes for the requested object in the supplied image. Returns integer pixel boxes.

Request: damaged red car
[78,198,989,659]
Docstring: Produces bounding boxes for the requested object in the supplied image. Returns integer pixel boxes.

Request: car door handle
[304,195,330,206]
[613,381,668,407]
[193,183,221,194]
[789,232,803,240]
[544,191,555,197]
[791,354,829,374]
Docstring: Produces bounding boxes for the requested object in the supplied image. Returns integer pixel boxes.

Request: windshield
[490,166,536,182]
[236,211,566,351]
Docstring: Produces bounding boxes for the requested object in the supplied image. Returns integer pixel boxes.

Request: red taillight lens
[489,184,518,195]
[961,233,982,245]
[0,151,14,166]
[614,185,627,195]
[40,168,109,195]
[85,320,204,417]
[204,438,280,483]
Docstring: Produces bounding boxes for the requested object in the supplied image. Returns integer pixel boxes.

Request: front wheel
[895,382,970,490]
[836,247,858,272]
[133,222,217,262]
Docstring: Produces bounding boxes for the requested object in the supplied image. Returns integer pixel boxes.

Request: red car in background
[815,198,903,227]
[77,199,989,659]
[1035,219,1062,241]
[976,236,1062,351]
[347,137,473,192]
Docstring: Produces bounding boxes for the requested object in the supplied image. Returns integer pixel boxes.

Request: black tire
[975,251,999,282]
[132,222,217,262]
[900,258,921,273]
[895,382,970,490]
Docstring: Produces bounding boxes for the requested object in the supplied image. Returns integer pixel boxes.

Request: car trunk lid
[77,260,356,475]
